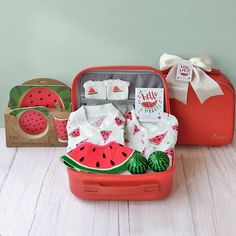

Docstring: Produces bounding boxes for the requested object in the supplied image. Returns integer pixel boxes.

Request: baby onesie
[125,109,178,162]
[66,103,126,153]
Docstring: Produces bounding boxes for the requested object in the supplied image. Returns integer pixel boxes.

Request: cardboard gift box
[160,54,235,146]
[5,78,71,147]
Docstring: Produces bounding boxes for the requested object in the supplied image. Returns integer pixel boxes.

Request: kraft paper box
[5,78,71,147]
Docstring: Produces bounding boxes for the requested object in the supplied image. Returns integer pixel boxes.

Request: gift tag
[135,88,164,123]
[176,60,193,82]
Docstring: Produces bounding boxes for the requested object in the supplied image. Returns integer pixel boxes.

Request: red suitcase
[162,68,235,146]
[65,66,176,200]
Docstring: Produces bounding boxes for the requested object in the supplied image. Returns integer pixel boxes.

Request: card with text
[135,88,164,122]
[176,60,193,82]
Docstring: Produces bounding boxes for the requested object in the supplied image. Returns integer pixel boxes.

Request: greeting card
[135,88,164,122]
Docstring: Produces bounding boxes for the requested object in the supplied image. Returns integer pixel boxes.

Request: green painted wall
[0,0,235,127]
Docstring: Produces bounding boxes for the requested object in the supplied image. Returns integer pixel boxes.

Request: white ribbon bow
[160,53,224,104]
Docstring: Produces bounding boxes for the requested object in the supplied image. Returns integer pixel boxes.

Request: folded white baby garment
[83,80,106,99]
[105,79,130,100]
[66,103,126,152]
[124,109,178,166]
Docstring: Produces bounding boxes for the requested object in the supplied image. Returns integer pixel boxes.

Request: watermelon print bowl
[10,107,49,139]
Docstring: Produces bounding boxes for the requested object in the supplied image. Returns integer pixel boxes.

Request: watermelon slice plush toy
[149,131,168,145]
[61,142,147,174]
[10,107,49,138]
[9,85,71,109]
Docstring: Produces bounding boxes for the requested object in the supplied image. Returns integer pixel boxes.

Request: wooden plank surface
[0,128,235,236]
[0,129,17,188]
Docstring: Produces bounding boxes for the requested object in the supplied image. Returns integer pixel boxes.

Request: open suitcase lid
[71,66,170,113]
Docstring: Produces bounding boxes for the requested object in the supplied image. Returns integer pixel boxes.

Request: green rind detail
[10,86,30,108]
[10,106,49,117]
[52,86,71,109]
[63,161,76,170]
[60,155,128,174]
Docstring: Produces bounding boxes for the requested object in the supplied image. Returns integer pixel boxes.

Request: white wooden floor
[0,128,236,236]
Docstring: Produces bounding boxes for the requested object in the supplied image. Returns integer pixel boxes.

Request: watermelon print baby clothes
[66,103,126,152]
[124,109,178,162]
[105,79,130,100]
[83,80,106,99]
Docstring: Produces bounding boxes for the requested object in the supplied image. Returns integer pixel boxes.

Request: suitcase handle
[84,182,160,195]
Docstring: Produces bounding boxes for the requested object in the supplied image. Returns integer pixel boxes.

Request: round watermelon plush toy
[127,154,148,174]
[148,151,170,172]
[61,142,147,174]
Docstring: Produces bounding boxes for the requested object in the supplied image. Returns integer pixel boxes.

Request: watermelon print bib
[124,109,178,164]
[66,103,126,152]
